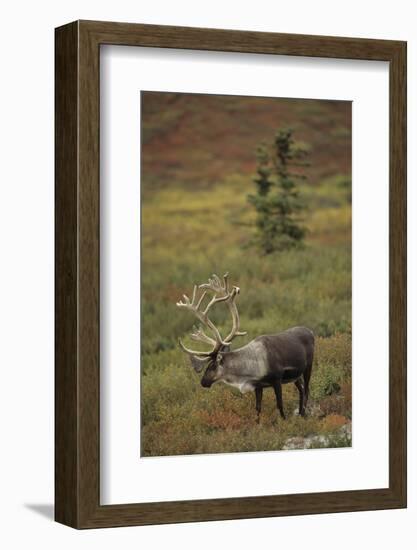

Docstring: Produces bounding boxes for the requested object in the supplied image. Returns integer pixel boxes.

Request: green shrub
[310,362,344,400]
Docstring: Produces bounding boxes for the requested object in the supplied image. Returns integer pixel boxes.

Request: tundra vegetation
[141,92,352,457]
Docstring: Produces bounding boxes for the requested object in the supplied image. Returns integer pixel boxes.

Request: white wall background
[0,0,414,547]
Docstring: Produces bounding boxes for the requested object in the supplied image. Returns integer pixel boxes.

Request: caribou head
[176,273,246,388]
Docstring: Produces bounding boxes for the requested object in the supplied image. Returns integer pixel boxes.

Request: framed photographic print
[55,20,406,528]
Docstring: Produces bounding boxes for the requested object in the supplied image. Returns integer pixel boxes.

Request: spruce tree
[248,128,308,254]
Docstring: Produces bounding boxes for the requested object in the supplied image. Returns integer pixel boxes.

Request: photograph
[140,91,352,457]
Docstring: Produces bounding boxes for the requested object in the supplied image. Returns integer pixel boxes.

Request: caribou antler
[200,273,247,345]
[199,273,229,296]
[176,273,246,357]
[190,326,217,347]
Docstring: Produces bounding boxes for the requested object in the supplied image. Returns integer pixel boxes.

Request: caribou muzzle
[201,378,213,388]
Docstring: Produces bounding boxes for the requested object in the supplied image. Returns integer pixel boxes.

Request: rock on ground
[282,421,352,451]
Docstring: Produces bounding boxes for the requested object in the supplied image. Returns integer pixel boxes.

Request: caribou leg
[273,381,286,420]
[255,387,263,424]
[294,378,306,417]
[303,359,312,410]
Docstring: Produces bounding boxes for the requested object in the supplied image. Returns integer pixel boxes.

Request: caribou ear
[188,355,210,373]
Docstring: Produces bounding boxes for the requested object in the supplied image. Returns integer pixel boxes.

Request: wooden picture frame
[55,20,407,529]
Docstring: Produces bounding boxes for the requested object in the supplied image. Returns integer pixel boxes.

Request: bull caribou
[176,273,314,422]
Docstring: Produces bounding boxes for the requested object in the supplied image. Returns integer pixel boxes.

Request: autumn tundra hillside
[141,92,351,195]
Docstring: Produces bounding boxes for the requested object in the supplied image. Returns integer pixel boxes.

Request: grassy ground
[140,93,352,457]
